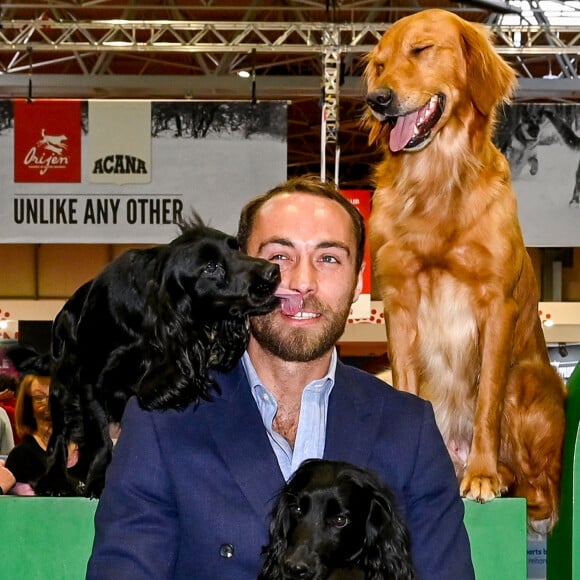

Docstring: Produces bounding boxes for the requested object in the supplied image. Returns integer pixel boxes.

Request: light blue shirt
[242,349,337,481]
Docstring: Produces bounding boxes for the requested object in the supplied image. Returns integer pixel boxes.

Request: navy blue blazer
[87,360,474,579]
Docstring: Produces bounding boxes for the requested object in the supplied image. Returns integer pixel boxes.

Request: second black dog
[259,459,417,580]
[35,216,281,497]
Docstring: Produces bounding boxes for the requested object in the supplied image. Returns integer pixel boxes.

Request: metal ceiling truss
[3,14,580,181]
[321,25,340,180]
[2,19,580,59]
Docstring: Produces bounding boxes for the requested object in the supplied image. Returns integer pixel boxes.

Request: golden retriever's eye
[411,44,433,55]
[375,62,384,75]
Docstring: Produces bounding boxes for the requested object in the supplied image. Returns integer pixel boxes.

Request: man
[87,176,474,579]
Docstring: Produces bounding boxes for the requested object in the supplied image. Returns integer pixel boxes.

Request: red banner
[14,100,82,183]
[341,189,372,295]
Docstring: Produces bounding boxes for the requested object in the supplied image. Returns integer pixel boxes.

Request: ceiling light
[237,70,250,79]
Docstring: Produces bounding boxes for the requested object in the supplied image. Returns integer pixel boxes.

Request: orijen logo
[22,128,71,176]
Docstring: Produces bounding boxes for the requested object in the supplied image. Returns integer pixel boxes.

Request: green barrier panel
[0,494,527,579]
[0,496,97,580]
[464,497,528,580]
[547,362,580,580]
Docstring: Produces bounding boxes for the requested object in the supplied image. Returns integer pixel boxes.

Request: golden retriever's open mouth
[371,93,446,152]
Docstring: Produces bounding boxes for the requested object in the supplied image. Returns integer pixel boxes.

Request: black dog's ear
[259,492,293,580]
[137,280,216,410]
[271,491,295,539]
[364,494,417,580]
[206,318,249,371]
[6,345,52,376]
[137,273,250,411]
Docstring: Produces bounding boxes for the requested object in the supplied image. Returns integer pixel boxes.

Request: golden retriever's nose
[366,89,393,114]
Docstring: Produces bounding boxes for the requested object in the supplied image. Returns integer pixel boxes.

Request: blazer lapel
[201,361,384,516]
[324,361,384,468]
[202,364,285,518]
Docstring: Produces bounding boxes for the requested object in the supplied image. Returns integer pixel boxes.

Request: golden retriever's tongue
[390,110,419,152]
[275,290,303,316]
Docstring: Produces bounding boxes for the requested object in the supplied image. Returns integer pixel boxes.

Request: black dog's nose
[366,89,393,112]
[283,560,311,578]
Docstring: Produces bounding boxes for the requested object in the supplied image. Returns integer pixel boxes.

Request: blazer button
[219,543,235,559]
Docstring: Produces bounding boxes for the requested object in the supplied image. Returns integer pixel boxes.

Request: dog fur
[259,459,416,580]
[35,216,281,497]
[364,9,566,531]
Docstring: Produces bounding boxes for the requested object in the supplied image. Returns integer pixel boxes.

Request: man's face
[246,192,363,362]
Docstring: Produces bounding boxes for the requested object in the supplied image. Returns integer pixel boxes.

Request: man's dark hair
[237,175,366,272]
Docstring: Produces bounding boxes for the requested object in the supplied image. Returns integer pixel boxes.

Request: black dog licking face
[260,459,417,580]
[35,215,281,497]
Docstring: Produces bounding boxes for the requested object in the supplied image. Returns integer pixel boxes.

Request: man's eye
[269,254,289,261]
[328,514,349,528]
[320,255,339,264]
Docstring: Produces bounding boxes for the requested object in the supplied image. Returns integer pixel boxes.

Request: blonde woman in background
[4,374,53,495]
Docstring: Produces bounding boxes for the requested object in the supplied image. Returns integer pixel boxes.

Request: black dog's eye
[289,504,302,517]
[327,514,350,528]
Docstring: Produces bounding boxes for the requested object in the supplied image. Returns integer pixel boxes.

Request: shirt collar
[242,348,338,393]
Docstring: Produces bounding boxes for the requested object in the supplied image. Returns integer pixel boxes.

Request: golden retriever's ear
[461,21,517,116]
[363,51,388,148]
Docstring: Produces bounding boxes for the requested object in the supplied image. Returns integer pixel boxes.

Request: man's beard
[250,293,354,363]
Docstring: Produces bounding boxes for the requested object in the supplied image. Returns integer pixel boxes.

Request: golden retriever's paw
[529,518,553,535]
[459,474,506,503]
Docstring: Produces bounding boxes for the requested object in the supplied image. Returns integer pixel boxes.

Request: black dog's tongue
[274,289,303,315]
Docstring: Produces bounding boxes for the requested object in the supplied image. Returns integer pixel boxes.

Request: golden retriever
[364,8,566,532]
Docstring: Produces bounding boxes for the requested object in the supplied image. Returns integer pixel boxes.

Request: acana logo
[93,154,148,175]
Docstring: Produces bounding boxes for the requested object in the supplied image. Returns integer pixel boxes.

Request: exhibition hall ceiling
[1,0,580,185]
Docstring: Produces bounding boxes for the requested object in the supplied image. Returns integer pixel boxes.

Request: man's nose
[285,259,316,295]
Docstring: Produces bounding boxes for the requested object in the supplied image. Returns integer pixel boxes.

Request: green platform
[0,494,528,580]
[8,360,580,580]
[0,496,97,580]
[464,497,528,579]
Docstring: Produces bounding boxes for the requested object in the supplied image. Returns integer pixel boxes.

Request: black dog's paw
[34,474,83,497]
[84,476,105,499]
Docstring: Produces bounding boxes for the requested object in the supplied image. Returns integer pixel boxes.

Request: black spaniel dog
[259,459,417,580]
[34,216,281,497]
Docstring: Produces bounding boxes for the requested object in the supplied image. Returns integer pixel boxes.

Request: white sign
[0,100,287,243]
